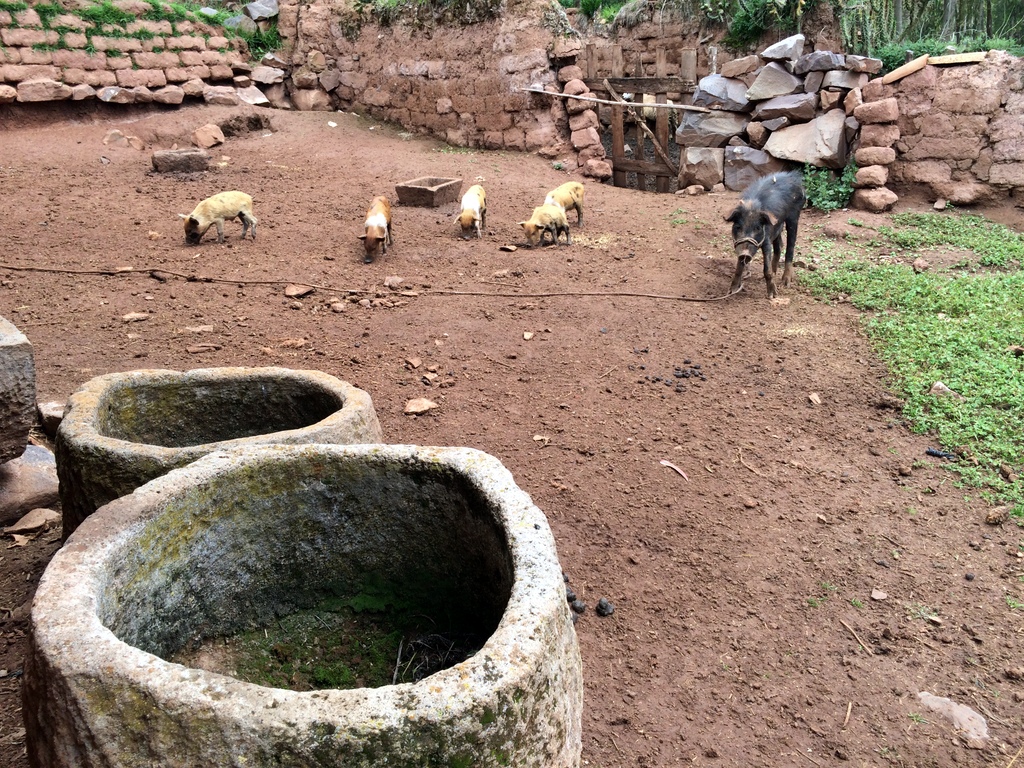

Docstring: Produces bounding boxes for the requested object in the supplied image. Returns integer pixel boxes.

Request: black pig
[725,171,805,299]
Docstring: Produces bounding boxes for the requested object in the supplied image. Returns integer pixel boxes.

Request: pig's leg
[762,241,777,298]
[215,220,225,243]
[781,215,799,287]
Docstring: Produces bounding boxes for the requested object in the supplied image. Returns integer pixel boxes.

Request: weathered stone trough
[55,367,382,538]
[24,443,583,768]
[395,176,463,207]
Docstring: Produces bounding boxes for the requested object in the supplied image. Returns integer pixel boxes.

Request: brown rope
[0,262,740,302]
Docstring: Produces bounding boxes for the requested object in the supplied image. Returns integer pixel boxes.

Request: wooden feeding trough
[395,176,462,207]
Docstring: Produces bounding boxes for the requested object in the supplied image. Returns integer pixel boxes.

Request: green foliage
[803,163,857,212]
[723,0,805,49]
[882,212,1024,267]
[579,0,602,17]
[352,0,503,26]
[32,2,64,28]
[79,1,136,27]
[875,38,950,71]
[802,219,1024,515]
[0,0,29,12]
[238,23,281,59]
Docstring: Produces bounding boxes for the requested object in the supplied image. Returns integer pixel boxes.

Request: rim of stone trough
[25,443,584,767]
[55,366,383,539]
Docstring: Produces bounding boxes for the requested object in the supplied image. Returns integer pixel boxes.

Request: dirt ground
[1,102,1022,768]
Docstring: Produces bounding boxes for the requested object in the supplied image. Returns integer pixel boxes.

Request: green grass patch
[78,1,135,27]
[803,163,857,212]
[0,0,29,13]
[170,577,482,691]
[881,212,1024,268]
[803,218,1024,519]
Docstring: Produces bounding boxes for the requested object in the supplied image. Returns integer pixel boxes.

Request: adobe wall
[0,1,255,106]
[886,52,1024,205]
[272,0,573,155]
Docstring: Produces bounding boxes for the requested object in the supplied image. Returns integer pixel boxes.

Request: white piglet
[179,191,257,245]
[455,184,487,240]
[359,195,393,263]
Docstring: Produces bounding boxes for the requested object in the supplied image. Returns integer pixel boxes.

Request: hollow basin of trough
[25,444,583,767]
[55,366,382,538]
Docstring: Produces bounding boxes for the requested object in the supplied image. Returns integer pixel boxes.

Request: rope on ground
[0,262,740,302]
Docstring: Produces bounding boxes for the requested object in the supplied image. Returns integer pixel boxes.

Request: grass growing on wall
[0,0,279,58]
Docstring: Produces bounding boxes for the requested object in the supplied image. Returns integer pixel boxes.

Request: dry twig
[839,619,872,654]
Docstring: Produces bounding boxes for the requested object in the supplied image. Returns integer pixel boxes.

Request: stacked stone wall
[0,0,257,107]
[887,51,1024,205]
[269,0,574,156]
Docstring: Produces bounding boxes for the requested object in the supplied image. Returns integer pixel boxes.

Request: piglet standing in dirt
[519,203,571,247]
[725,171,805,298]
[179,191,258,245]
[359,195,393,263]
[544,181,584,228]
[456,184,486,239]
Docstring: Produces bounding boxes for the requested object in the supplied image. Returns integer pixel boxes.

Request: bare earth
[1,103,1022,768]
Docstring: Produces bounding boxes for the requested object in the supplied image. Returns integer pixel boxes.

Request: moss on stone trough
[25,444,583,767]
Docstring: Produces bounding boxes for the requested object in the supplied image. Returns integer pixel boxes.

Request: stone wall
[0,0,257,107]
[887,51,1024,205]
[271,0,573,155]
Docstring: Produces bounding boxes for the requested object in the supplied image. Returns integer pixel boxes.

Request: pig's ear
[178,213,188,219]
[518,221,527,229]
[762,211,779,227]
[357,234,367,240]
[725,206,741,223]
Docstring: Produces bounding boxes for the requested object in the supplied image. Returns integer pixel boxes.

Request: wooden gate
[583,44,698,193]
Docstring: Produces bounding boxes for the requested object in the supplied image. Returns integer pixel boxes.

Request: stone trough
[395,176,463,207]
[55,367,381,538]
[24,444,583,767]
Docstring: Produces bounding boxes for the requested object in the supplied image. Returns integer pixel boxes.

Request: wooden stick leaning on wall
[518,87,710,113]
[600,78,678,177]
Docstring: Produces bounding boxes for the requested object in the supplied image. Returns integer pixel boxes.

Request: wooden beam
[583,76,697,94]
[518,88,710,113]
[610,157,675,175]
[880,54,929,84]
[927,51,987,65]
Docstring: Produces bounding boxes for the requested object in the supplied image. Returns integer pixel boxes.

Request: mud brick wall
[272,0,571,153]
[0,0,252,106]
[887,51,1024,205]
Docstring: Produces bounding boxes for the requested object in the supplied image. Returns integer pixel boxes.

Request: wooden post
[634,54,647,192]
[680,48,697,85]
[585,42,597,80]
[655,47,671,193]
[610,45,626,188]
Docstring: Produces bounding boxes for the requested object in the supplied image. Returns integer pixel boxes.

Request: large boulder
[675,110,749,148]
[724,146,791,191]
[151,148,212,173]
[764,108,848,168]
[679,147,725,189]
[692,74,751,112]
[745,62,802,101]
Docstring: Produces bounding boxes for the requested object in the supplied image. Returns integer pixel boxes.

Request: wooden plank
[585,42,597,80]
[880,54,929,84]
[680,48,697,85]
[928,51,987,65]
[518,88,709,113]
[610,157,674,175]
[611,45,626,188]
[634,56,647,192]
[655,48,670,194]
[582,77,695,95]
